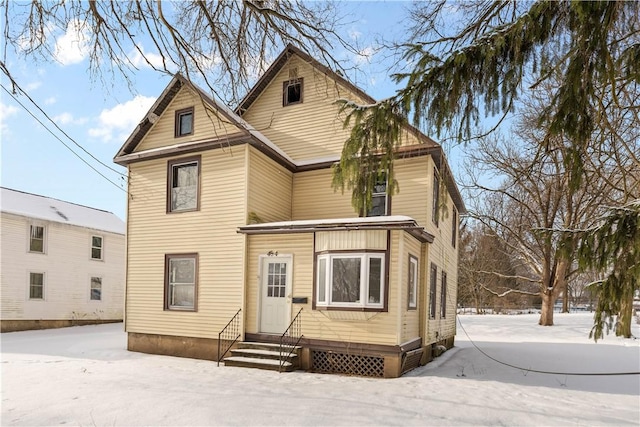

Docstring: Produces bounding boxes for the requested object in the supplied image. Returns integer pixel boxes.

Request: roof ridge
[0,186,118,216]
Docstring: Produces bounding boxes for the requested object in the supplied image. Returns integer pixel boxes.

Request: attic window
[283,78,303,106]
[175,107,194,137]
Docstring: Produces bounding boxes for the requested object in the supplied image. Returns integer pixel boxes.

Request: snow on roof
[0,187,125,235]
[239,215,418,230]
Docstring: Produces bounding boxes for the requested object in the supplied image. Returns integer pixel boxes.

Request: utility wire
[0,62,127,178]
[1,84,127,194]
[456,314,640,376]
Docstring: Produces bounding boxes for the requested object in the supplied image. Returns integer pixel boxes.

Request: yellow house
[114,45,465,378]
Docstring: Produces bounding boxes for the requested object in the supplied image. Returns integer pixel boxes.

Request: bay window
[316,252,384,309]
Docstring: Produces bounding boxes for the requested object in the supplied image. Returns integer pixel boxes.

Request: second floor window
[175,107,194,137]
[168,156,200,213]
[29,225,45,253]
[91,236,103,260]
[432,170,440,226]
[367,174,388,217]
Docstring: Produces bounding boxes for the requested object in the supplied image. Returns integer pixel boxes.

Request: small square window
[91,277,102,301]
[91,236,103,260]
[175,107,194,137]
[29,272,44,300]
[29,225,45,253]
[283,79,303,106]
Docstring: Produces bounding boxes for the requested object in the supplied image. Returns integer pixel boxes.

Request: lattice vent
[401,348,423,374]
[312,351,384,377]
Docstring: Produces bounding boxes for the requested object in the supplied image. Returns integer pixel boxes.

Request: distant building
[0,187,125,332]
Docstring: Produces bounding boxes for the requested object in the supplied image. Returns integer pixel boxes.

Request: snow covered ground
[2,313,639,426]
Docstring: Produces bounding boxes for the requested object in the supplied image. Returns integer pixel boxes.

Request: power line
[0,68,128,178]
[456,315,640,376]
[1,84,128,194]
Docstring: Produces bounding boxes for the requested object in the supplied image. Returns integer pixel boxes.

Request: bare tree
[1,1,359,105]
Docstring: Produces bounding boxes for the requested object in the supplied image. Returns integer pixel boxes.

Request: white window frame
[408,255,418,309]
[316,252,385,309]
[28,224,46,254]
[90,276,102,301]
[28,271,45,300]
[91,235,103,260]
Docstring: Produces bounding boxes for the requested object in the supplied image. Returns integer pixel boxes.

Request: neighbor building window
[366,174,388,217]
[452,207,458,248]
[432,170,440,226]
[165,254,198,311]
[167,156,200,213]
[175,107,194,137]
[441,271,447,318]
[316,252,384,309]
[283,79,303,106]
[408,255,418,309]
[29,272,44,300]
[90,277,102,301]
[29,225,45,253]
[429,263,437,319]
[91,235,103,260]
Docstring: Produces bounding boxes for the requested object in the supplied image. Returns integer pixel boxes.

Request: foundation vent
[312,350,384,378]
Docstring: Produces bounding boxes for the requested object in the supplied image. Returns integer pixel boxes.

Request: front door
[259,256,291,334]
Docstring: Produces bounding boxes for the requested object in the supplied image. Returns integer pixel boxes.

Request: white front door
[259,256,291,334]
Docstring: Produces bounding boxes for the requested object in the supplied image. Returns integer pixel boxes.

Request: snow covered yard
[2,313,638,426]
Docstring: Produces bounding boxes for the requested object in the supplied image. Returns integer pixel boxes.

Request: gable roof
[113,74,296,169]
[113,46,466,214]
[0,187,125,235]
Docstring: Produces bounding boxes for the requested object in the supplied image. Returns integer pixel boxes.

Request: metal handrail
[217,308,242,367]
[279,308,303,372]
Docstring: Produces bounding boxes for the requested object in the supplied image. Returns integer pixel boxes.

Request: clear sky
[1,2,458,221]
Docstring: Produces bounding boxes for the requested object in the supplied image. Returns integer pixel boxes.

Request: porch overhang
[237,215,435,243]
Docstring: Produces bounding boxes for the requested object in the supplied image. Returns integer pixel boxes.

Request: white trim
[90,234,104,261]
[316,252,385,309]
[27,270,46,301]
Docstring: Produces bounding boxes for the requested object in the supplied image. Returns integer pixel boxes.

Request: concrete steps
[223,342,301,372]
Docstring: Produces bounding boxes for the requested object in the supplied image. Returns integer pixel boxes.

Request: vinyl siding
[125,147,248,338]
[401,233,422,342]
[242,55,369,163]
[0,212,124,321]
[246,146,293,223]
[135,86,244,153]
[246,231,401,346]
[292,168,356,220]
[423,155,459,343]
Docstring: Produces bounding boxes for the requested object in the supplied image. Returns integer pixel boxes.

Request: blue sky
[0,2,460,221]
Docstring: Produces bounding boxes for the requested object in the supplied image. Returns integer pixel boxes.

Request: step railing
[279,307,303,372]
[217,308,242,367]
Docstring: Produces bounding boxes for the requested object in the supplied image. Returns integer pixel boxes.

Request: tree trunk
[615,288,634,338]
[562,281,569,312]
[539,292,555,325]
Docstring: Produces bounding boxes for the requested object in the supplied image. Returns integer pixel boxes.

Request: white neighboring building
[0,187,125,332]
